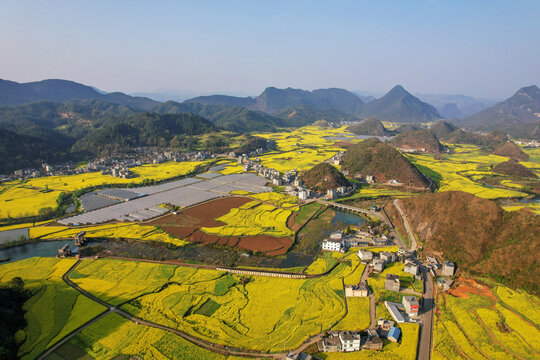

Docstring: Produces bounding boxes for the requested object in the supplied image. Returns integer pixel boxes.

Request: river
[0,240,74,264]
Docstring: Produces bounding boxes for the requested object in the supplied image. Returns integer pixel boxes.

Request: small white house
[273,177,283,186]
[330,231,344,240]
[357,249,373,262]
[443,261,455,277]
[339,331,361,352]
[298,190,308,200]
[322,239,343,252]
[404,262,419,276]
[403,296,419,316]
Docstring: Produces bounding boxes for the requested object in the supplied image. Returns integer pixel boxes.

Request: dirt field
[448,276,496,301]
[149,197,293,255]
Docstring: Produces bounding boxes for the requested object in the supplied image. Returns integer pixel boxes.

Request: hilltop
[460,85,540,139]
[389,129,445,153]
[299,163,350,193]
[361,85,441,123]
[428,120,459,139]
[392,191,539,293]
[340,138,430,189]
[492,159,538,178]
[347,118,396,136]
[492,141,529,161]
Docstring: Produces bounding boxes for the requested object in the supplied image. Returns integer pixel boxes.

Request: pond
[331,209,367,226]
[0,240,74,264]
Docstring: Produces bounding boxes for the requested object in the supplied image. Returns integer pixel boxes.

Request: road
[393,199,418,251]
[391,199,434,360]
[417,267,434,360]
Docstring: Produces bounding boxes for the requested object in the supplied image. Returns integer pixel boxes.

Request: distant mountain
[0,78,158,110]
[299,163,350,193]
[340,138,430,189]
[347,118,396,136]
[460,86,540,138]
[274,105,359,127]
[153,101,286,132]
[186,87,365,116]
[416,93,496,118]
[389,191,540,293]
[429,120,459,139]
[361,85,441,123]
[390,129,445,153]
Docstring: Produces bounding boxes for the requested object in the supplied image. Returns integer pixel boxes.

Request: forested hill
[340,138,431,189]
[391,191,540,293]
[71,112,217,155]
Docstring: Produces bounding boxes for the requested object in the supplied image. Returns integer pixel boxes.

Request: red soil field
[449,276,496,301]
[149,196,293,255]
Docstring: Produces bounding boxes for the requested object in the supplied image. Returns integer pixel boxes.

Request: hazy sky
[1,0,539,98]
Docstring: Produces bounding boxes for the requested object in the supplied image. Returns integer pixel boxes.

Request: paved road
[392,199,434,360]
[417,267,434,360]
[393,199,418,251]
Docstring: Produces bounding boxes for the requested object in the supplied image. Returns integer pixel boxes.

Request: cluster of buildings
[1,147,216,181]
[321,230,392,253]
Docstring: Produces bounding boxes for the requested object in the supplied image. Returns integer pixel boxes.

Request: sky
[1,0,539,99]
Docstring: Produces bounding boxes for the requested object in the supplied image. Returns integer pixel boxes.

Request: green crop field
[0,258,107,360]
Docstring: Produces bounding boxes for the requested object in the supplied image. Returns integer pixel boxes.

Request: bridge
[316,200,392,227]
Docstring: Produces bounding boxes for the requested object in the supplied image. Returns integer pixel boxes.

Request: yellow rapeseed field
[201,202,295,237]
[29,223,188,246]
[0,160,212,219]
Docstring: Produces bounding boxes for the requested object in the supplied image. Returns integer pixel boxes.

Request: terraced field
[433,278,540,360]
[0,258,107,360]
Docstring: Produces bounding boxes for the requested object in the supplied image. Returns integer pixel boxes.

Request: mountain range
[185,85,442,123]
[458,85,540,139]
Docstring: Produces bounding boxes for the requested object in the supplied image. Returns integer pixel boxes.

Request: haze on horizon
[1,0,539,100]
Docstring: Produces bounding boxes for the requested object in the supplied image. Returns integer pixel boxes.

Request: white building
[330,231,344,240]
[443,261,455,277]
[357,249,373,262]
[404,262,419,276]
[339,331,361,352]
[273,178,283,186]
[322,238,343,252]
[403,296,419,316]
[298,190,308,200]
[372,259,385,272]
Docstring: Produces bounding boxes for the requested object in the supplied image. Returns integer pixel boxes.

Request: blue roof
[388,327,401,339]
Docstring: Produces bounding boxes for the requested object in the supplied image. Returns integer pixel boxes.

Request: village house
[443,261,455,277]
[372,258,385,273]
[437,278,454,291]
[272,177,283,186]
[317,333,342,352]
[345,282,369,297]
[326,188,337,199]
[387,327,401,343]
[330,231,344,240]
[298,190,308,200]
[385,274,400,292]
[362,329,383,350]
[365,175,375,183]
[380,251,396,264]
[322,238,343,252]
[339,331,361,352]
[403,261,419,276]
[377,318,395,331]
[403,296,420,317]
[357,249,373,262]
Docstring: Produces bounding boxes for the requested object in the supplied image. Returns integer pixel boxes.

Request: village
[312,226,457,356]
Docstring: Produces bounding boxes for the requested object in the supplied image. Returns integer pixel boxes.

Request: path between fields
[37,258,360,360]
[38,259,286,359]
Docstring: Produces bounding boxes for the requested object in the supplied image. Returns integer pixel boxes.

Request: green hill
[299,163,350,193]
[340,138,430,189]
[347,118,396,136]
[389,129,445,153]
